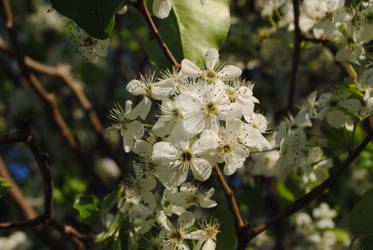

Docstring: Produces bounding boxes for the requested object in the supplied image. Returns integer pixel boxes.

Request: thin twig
[214,165,244,230]
[288,0,301,114]
[136,0,181,68]
[0,156,37,220]
[0,0,76,148]
[301,35,357,81]
[0,36,103,136]
[236,128,373,250]
[0,130,53,229]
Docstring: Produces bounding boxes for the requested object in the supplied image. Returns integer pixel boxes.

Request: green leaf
[73,195,101,225]
[145,0,230,68]
[276,181,296,202]
[101,187,123,215]
[0,177,11,198]
[349,188,373,236]
[326,228,350,243]
[145,11,183,69]
[172,0,230,63]
[50,0,125,39]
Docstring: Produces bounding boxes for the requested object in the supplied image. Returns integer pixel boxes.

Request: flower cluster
[291,203,349,250]
[105,48,269,249]
[244,84,363,188]
[258,0,373,64]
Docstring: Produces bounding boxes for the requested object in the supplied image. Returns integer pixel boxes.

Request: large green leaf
[0,177,11,198]
[50,0,125,39]
[146,0,230,68]
[73,195,101,224]
[349,188,373,236]
[172,0,230,64]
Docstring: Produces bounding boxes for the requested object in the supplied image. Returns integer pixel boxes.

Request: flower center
[223,144,232,154]
[205,102,217,114]
[171,108,181,119]
[205,70,216,82]
[186,194,200,204]
[180,151,193,162]
[170,230,184,242]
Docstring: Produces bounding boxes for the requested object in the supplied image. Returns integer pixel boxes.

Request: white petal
[157,163,188,188]
[157,210,173,232]
[191,158,213,181]
[184,230,206,240]
[178,211,195,229]
[122,132,133,153]
[127,79,146,95]
[217,65,242,80]
[181,59,202,77]
[133,140,153,159]
[240,124,271,150]
[205,48,219,70]
[153,117,175,137]
[225,119,242,141]
[223,157,245,175]
[152,0,172,19]
[152,142,179,162]
[326,110,345,128]
[141,190,156,210]
[200,199,217,208]
[338,99,361,113]
[202,239,216,250]
[183,112,205,134]
[151,86,173,100]
[193,130,220,155]
[124,100,133,115]
[127,96,152,120]
[127,120,144,139]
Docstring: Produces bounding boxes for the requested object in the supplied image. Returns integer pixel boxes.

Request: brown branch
[301,35,358,81]
[1,36,101,136]
[64,225,96,245]
[287,0,301,114]
[0,0,76,148]
[237,128,373,250]
[0,130,53,229]
[136,0,181,68]
[214,165,244,231]
[0,156,37,220]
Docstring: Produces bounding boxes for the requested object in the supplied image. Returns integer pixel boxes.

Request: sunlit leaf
[0,177,11,198]
[172,0,230,63]
[73,195,101,225]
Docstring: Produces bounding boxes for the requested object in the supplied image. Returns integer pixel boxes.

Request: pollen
[180,151,193,162]
[205,70,217,81]
[205,102,217,114]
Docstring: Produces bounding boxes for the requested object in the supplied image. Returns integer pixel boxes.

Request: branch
[0,37,103,135]
[0,156,37,220]
[237,128,373,250]
[301,35,358,81]
[0,130,53,229]
[0,0,76,148]
[136,0,181,68]
[64,225,96,245]
[214,165,244,231]
[287,0,301,114]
